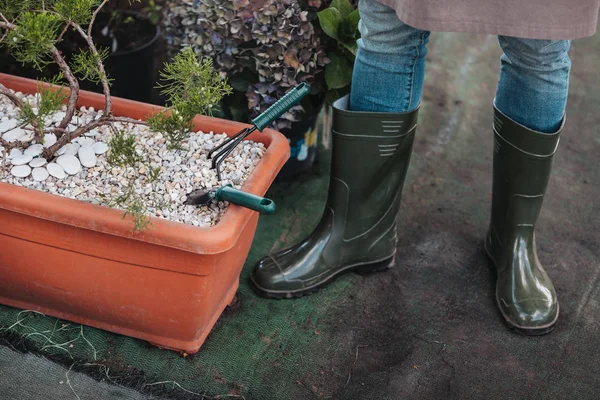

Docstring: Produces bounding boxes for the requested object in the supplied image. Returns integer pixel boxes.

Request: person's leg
[250,1,429,298]
[495,37,571,133]
[486,37,571,334]
[350,0,430,113]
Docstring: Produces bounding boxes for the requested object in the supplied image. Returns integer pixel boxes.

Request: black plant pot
[0,12,160,104]
[77,12,161,104]
[275,109,320,181]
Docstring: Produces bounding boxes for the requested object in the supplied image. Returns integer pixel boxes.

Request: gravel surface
[0,91,265,228]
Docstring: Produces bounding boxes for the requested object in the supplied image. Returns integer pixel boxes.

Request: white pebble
[43,133,57,148]
[0,119,17,132]
[18,131,34,142]
[3,128,25,142]
[29,158,47,168]
[93,142,108,155]
[47,163,66,179]
[52,111,66,123]
[24,144,44,157]
[11,165,31,178]
[56,154,82,175]
[78,137,95,147]
[78,146,97,168]
[63,143,80,156]
[32,167,49,182]
[9,148,22,158]
[11,154,33,166]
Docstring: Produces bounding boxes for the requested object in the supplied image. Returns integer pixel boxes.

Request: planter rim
[0,73,290,255]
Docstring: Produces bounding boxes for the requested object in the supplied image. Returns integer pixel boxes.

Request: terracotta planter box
[0,74,289,354]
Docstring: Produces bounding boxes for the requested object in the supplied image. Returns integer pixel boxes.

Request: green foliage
[103,172,169,233]
[324,52,353,90]
[104,125,165,233]
[108,185,152,232]
[146,110,191,151]
[106,127,142,167]
[317,0,360,94]
[19,75,68,136]
[71,47,111,85]
[148,165,161,182]
[163,0,328,131]
[5,12,62,70]
[53,0,99,25]
[155,48,232,114]
[143,0,161,26]
[0,0,48,19]
[148,47,232,150]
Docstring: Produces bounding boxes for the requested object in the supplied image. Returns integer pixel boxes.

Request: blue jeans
[350,0,571,134]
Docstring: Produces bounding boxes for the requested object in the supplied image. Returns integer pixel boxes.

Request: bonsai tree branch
[50,46,79,131]
[0,137,35,151]
[0,81,48,143]
[43,116,147,158]
[71,0,112,117]
[89,0,111,39]
[71,23,111,115]
[0,18,78,138]
[0,83,24,109]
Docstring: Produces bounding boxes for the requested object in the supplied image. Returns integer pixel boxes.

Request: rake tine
[207,127,252,160]
[211,128,255,180]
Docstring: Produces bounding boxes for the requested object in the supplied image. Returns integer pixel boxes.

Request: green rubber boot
[485,105,563,335]
[250,96,418,298]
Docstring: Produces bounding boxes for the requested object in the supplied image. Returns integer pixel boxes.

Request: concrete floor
[0,28,599,400]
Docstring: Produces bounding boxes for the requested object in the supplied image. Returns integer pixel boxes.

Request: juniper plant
[0,0,231,158]
[0,0,232,231]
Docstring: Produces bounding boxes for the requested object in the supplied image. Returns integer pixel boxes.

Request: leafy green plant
[317,0,360,101]
[148,48,232,150]
[106,127,142,167]
[143,0,161,26]
[164,0,360,130]
[164,0,329,131]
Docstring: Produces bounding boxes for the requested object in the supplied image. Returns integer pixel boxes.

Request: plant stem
[43,116,147,159]
[50,46,80,133]
[0,85,42,147]
[72,21,111,116]
[0,19,79,139]
[89,0,111,39]
[0,137,36,151]
[0,83,24,109]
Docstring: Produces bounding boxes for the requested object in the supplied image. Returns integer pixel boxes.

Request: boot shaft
[491,106,562,237]
[329,96,419,241]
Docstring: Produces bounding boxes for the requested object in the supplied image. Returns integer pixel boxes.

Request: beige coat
[376,0,600,40]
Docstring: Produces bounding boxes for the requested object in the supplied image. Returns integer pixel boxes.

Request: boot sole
[483,240,559,336]
[249,256,395,299]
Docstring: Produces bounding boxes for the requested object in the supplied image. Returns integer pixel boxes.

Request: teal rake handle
[214,185,276,214]
[251,82,311,131]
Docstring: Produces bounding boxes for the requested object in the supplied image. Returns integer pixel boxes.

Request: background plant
[164,0,359,131]
[317,0,360,103]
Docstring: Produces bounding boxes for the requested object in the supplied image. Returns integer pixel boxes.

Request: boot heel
[353,256,395,276]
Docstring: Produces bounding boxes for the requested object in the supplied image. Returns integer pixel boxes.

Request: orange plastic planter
[0,74,289,353]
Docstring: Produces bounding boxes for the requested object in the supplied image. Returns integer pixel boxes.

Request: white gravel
[0,90,266,228]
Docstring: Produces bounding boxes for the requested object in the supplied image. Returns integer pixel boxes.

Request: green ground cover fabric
[0,30,599,400]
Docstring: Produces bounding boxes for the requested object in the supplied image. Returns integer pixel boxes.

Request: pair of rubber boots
[251,95,561,335]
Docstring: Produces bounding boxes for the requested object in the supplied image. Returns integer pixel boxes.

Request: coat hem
[377,0,599,40]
